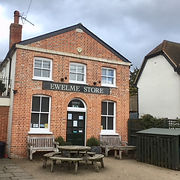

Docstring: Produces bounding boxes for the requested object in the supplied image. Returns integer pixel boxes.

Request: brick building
[0,11,131,158]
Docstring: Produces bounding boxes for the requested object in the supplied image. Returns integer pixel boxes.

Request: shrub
[140,114,169,129]
[86,136,100,146]
[55,136,66,146]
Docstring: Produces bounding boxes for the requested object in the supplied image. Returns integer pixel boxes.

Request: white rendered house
[135,40,180,119]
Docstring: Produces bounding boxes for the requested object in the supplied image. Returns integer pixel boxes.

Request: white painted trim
[16,44,131,66]
[0,97,10,106]
[28,131,53,135]
[33,57,53,81]
[7,52,17,157]
[69,63,86,84]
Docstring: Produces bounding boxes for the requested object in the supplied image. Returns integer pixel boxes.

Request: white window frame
[69,63,86,84]
[100,101,117,135]
[33,57,52,81]
[29,95,52,134]
[101,67,116,87]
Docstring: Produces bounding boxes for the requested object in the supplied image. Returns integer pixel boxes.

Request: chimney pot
[14,11,20,24]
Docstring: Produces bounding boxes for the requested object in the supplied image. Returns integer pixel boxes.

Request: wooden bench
[87,154,104,172]
[50,156,83,174]
[100,135,127,156]
[27,136,58,160]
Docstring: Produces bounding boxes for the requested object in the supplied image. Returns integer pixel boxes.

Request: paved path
[0,158,34,180]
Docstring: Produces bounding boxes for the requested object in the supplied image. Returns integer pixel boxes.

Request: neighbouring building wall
[0,106,9,142]
[137,55,180,119]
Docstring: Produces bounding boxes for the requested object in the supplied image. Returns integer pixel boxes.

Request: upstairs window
[33,58,52,81]
[101,67,116,87]
[69,63,86,84]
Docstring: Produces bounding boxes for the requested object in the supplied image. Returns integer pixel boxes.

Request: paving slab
[0,158,34,180]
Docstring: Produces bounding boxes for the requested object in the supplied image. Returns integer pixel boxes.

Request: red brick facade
[2,20,130,158]
[0,106,9,142]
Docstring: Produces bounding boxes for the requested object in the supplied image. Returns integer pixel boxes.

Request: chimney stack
[9,11,22,49]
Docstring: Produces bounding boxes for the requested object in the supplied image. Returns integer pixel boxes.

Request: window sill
[69,81,87,85]
[28,131,53,135]
[32,78,54,82]
[101,85,117,88]
[100,131,119,135]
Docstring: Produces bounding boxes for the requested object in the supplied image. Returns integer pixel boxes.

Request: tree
[129,67,139,96]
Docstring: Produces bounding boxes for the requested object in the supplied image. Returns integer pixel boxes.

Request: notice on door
[68,113,72,120]
[73,121,78,127]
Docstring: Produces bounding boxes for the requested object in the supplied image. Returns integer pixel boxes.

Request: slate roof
[135,40,180,85]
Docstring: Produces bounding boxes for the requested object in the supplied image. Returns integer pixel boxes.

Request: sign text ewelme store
[42,81,110,95]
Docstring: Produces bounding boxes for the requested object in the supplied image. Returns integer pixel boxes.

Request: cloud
[1,0,180,67]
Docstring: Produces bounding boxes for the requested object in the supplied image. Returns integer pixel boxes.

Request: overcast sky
[1,0,180,68]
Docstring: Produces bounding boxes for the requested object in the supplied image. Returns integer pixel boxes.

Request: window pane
[108,117,113,130]
[77,66,84,73]
[101,77,106,84]
[34,69,41,77]
[70,73,76,81]
[77,74,84,81]
[102,69,106,76]
[42,70,50,77]
[32,96,40,111]
[108,77,113,84]
[43,61,50,69]
[41,97,49,112]
[68,99,84,108]
[31,113,39,128]
[108,102,114,115]
[108,69,114,76]
[40,114,48,128]
[101,116,106,130]
[35,60,42,68]
[102,102,107,115]
[70,65,76,72]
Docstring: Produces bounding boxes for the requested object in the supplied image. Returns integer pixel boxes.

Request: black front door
[66,111,85,145]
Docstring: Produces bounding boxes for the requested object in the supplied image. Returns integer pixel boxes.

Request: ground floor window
[30,95,51,133]
[101,101,116,134]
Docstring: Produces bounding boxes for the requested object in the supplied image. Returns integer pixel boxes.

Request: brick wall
[10,28,130,158]
[0,106,9,142]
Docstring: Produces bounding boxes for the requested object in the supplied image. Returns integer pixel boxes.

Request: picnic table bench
[87,154,104,172]
[50,156,83,173]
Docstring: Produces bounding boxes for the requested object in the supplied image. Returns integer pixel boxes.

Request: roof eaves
[0,44,16,70]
